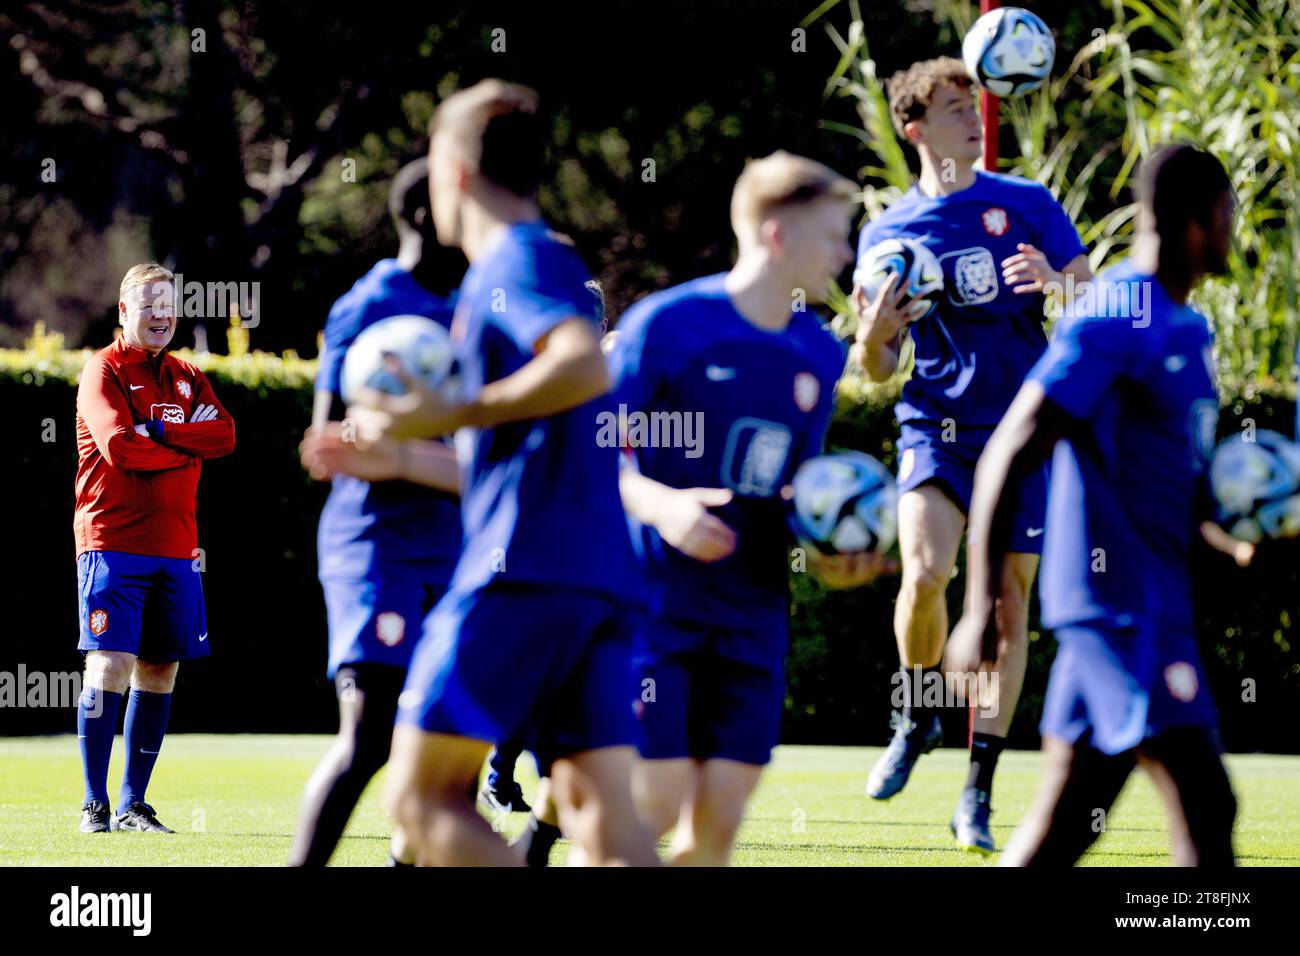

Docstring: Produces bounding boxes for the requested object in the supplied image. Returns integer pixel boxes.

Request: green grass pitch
[2,735,1297,866]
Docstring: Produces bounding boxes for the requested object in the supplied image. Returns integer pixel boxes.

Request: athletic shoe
[478,781,531,814]
[114,802,175,833]
[512,816,562,868]
[950,787,996,855]
[80,800,112,833]
[865,712,944,800]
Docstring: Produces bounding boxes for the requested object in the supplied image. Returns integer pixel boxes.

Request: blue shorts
[321,572,444,678]
[632,617,787,766]
[898,422,1048,554]
[77,550,208,661]
[1040,623,1219,755]
[397,584,638,772]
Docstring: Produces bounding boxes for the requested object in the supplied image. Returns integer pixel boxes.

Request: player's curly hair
[886,57,972,138]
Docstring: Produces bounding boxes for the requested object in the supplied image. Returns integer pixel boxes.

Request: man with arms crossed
[75,263,235,833]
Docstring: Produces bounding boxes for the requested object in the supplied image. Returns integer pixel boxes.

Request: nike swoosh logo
[129,384,145,390]
[198,632,208,642]
[139,749,161,755]
[705,365,737,381]
[1025,527,1044,538]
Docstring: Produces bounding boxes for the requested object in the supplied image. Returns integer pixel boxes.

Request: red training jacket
[74,336,236,560]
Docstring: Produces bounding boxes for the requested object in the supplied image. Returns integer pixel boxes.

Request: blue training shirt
[857,171,1085,428]
[315,259,463,582]
[448,220,638,601]
[1028,260,1219,632]
[610,273,847,640]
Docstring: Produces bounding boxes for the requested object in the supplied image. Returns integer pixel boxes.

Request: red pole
[980,0,1001,172]
[970,0,1001,751]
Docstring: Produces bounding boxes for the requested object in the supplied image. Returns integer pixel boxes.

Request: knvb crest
[793,372,819,413]
[376,612,406,647]
[151,403,185,424]
[89,609,109,635]
[940,247,999,306]
[981,207,1010,236]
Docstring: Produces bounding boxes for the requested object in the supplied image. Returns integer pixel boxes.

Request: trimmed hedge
[3,333,1297,751]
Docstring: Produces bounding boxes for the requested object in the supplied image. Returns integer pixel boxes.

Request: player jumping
[947,144,1239,866]
[612,152,891,865]
[75,263,236,834]
[851,57,1092,852]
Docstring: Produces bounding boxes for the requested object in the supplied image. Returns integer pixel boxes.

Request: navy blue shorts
[898,422,1048,554]
[77,550,208,661]
[321,572,444,678]
[632,617,787,767]
[397,584,638,772]
[1040,622,1220,755]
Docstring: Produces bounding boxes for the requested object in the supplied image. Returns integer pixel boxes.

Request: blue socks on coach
[78,687,124,806]
[119,690,172,809]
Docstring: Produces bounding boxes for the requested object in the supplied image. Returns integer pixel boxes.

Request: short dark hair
[1136,144,1233,236]
[428,79,544,197]
[479,108,545,197]
[388,158,431,230]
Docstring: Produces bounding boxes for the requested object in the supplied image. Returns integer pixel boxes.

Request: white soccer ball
[962,7,1056,98]
[1209,429,1300,543]
[789,452,899,556]
[854,238,944,322]
[340,314,455,405]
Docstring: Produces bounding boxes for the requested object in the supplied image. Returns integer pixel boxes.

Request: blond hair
[886,57,972,137]
[428,79,542,195]
[119,262,174,300]
[730,151,857,240]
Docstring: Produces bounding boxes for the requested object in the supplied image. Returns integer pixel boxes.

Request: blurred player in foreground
[74,263,236,833]
[485,278,614,867]
[947,144,1239,865]
[610,152,891,865]
[288,160,466,866]
[353,79,655,866]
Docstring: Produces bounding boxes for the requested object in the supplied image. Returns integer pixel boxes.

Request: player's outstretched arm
[1199,521,1258,568]
[806,549,898,590]
[78,359,193,472]
[849,272,926,383]
[467,316,610,426]
[153,373,236,459]
[947,381,1067,672]
[349,317,608,441]
[618,466,737,564]
[300,424,459,493]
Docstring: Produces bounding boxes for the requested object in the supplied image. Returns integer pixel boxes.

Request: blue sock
[78,687,124,806]
[119,690,172,809]
[486,746,518,790]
